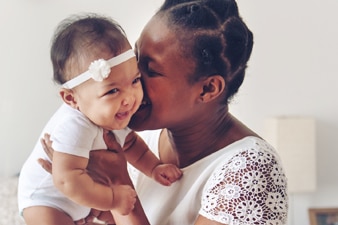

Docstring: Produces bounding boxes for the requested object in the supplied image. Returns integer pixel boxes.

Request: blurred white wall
[233,1,338,224]
[1,1,337,224]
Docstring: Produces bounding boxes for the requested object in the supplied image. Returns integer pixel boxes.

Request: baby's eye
[105,88,118,95]
[132,77,141,84]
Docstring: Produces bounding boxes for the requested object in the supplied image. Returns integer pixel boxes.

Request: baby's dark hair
[158,0,253,103]
[51,13,130,85]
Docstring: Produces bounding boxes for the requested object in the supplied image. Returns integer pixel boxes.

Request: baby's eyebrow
[133,70,141,76]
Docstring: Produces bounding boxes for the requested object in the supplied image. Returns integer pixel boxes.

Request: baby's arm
[52,151,136,215]
[123,131,182,186]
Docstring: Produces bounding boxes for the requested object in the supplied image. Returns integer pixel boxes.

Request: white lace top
[133,130,288,225]
[199,138,288,224]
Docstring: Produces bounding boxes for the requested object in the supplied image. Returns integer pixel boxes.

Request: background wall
[232,1,338,224]
[1,1,337,224]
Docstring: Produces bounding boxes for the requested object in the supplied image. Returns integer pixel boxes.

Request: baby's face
[72,53,143,130]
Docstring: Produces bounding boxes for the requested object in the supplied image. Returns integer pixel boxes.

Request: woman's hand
[86,131,129,186]
[38,131,150,224]
[37,133,53,173]
[83,209,115,225]
[38,132,127,185]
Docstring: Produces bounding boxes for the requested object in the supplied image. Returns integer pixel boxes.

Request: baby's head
[51,13,142,130]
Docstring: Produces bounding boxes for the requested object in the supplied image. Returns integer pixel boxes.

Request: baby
[18,13,182,225]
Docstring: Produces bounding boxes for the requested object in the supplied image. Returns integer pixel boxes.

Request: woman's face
[129,16,201,131]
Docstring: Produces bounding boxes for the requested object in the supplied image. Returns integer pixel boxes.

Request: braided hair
[157,0,253,103]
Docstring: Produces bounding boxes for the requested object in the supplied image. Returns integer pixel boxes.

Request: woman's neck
[159,110,256,168]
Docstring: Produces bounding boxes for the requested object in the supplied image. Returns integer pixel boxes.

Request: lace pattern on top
[200,138,288,225]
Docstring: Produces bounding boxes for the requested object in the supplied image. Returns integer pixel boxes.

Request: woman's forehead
[138,17,179,56]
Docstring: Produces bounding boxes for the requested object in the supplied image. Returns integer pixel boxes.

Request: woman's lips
[131,98,151,122]
[138,99,151,111]
[129,99,151,130]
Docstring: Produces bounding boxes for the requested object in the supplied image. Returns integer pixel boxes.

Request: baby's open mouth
[116,111,129,120]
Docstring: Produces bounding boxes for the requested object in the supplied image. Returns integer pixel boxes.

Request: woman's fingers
[40,133,54,160]
[37,158,53,174]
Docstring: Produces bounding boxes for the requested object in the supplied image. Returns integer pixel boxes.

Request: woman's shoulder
[200,136,288,224]
[211,136,285,179]
[219,136,281,162]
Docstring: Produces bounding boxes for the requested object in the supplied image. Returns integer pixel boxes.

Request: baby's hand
[111,185,137,215]
[152,164,183,186]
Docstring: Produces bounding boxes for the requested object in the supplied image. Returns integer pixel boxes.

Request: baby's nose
[122,95,134,106]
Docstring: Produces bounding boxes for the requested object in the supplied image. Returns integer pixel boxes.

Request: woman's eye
[148,71,158,77]
[143,68,160,77]
[138,61,160,77]
[148,70,162,77]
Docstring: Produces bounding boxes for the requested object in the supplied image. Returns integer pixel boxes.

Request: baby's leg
[23,206,75,225]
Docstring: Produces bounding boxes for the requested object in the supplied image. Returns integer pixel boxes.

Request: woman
[41,0,288,224]
[127,0,288,224]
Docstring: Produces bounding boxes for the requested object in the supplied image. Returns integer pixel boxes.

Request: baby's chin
[104,121,129,131]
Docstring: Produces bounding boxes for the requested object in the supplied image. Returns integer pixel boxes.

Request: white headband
[62,49,135,89]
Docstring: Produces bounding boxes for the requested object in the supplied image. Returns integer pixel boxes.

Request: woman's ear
[59,88,77,108]
[199,75,225,102]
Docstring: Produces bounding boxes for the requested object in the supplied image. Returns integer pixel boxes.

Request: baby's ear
[59,88,77,108]
[198,75,225,103]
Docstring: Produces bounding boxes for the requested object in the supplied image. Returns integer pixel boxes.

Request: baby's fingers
[156,175,172,186]
[166,166,183,182]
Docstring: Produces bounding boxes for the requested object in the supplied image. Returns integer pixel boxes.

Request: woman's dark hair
[158,0,253,103]
[51,13,129,85]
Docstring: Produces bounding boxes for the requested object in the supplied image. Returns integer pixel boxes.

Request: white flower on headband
[62,49,135,89]
[88,59,111,81]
